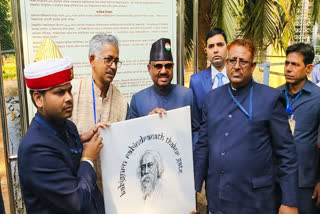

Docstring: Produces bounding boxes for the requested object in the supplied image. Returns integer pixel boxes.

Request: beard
[141,175,156,199]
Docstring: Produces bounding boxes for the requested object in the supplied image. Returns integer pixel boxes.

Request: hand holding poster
[100,106,195,214]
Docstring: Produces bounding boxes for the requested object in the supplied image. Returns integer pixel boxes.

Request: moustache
[63,101,73,110]
[157,73,169,78]
[106,69,116,76]
[142,175,152,183]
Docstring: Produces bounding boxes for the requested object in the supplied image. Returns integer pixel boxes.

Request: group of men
[192,29,320,214]
[17,28,320,214]
[18,34,197,214]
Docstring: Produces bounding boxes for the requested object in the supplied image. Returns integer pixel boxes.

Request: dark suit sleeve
[270,95,298,207]
[317,151,320,182]
[189,90,200,150]
[316,106,320,182]
[23,143,98,213]
[128,94,139,119]
[189,76,201,121]
[193,95,209,192]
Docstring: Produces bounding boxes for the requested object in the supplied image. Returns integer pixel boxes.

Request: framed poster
[100,106,195,214]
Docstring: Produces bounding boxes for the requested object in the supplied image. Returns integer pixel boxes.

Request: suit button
[228,114,232,118]
[225,132,229,136]
[221,152,225,156]
[221,170,224,175]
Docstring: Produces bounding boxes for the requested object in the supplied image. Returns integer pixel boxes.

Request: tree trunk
[197,0,211,72]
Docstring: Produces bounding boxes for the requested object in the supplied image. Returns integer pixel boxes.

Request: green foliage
[2,54,17,79]
[240,0,282,48]
[275,0,299,51]
[2,64,17,79]
[184,0,193,61]
[209,0,242,42]
[0,0,14,51]
[311,0,320,24]
[184,0,320,62]
[237,0,295,56]
[228,0,302,53]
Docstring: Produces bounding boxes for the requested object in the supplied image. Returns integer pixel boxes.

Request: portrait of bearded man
[137,150,164,201]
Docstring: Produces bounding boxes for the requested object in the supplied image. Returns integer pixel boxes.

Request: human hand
[278,205,298,214]
[312,182,320,207]
[80,121,110,143]
[81,132,103,161]
[148,108,167,118]
[189,211,198,214]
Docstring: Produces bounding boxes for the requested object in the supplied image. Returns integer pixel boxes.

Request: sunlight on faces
[284,52,313,85]
[90,43,119,87]
[34,83,73,120]
[148,60,174,90]
[226,45,256,89]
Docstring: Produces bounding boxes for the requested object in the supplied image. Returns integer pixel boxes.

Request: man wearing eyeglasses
[71,33,128,191]
[129,38,199,145]
[194,39,298,214]
[277,43,320,214]
[190,28,229,121]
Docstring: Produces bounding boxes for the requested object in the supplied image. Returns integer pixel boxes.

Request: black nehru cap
[149,38,173,61]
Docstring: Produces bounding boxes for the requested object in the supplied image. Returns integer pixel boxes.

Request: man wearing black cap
[129,38,199,144]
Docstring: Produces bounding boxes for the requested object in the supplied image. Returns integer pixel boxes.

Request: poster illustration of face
[100,106,195,214]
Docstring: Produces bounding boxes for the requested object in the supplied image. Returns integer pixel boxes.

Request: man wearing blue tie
[190,28,229,121]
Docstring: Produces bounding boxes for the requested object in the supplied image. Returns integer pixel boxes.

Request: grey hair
[137,150,164,179]
[88,33,119,57]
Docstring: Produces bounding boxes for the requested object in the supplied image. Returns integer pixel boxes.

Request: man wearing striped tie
[190,28,229,121]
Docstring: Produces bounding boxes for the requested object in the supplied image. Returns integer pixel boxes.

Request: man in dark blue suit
[194,39,298,214]
[278,43,320,214]
[18,40,107,214]
[190,28,229,121]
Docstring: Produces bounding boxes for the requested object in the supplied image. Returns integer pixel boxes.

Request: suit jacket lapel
[204,67,212,92]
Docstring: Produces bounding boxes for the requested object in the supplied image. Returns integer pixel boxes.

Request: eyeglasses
[227,59,252,67]
[151,63,174,70]
[97,56,122,68]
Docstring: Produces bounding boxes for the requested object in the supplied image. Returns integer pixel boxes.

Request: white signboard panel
[100,107,195,214]
[20,0,177,99]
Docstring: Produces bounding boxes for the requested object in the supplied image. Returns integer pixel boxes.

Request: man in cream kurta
[71,75,127,134]
[71,34,128,191]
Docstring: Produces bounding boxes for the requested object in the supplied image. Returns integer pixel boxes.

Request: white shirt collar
[211,65,229,90]
[211,64,227,79]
